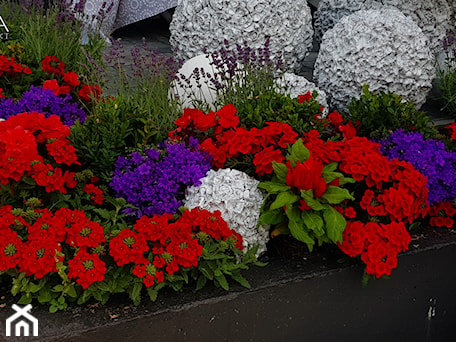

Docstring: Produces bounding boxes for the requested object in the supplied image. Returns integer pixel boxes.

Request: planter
[1,228,455,342]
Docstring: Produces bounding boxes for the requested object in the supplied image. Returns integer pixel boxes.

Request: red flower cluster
[0,55,32,77]
[0,206,106,286]
[286,157,327,197]
[0,113,79,191]
[110,208,243,287]
[78,84,101,102]
[41,55,65,75]
[303,134,429,224]
[428,202,456,228]
[40,55,101,100]
[82,184,105,205]
[170,104,298,175]
[338,221,411,278]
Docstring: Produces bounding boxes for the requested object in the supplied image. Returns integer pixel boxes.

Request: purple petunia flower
[110,138,212,217]
[0,85,87,126]
[378,130,456,205]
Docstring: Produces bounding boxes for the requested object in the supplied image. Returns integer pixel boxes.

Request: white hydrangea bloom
[169,0,314,72]
[184,169,270,256]
[314,8,435,112]
[275,72,329,116]
[314,0,452,55]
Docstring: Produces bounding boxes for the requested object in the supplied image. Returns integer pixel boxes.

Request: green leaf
[28,282,41,293]
[300,190,325,211]
[215,274,229,291]
[285,206,315,251]
[196,275,208,290]
[323,206,346,244]
[339,177,356,185]
[147,287,158,302]
[287,139,310,167]
[301,211,325,237]
[38,288,53,304]
[231,272,251,289]
[257,181,291,194]
[128,282,143,306]
[258,209,284,225]
[322,162,338,173]
[65,284,77,298]
[92,208,114,220]
[322,171,343,184]
[18,294,32,305]
[269,191,300,210]
[49,305,58,313]
[272,161,288,182]
[321,186,355,204]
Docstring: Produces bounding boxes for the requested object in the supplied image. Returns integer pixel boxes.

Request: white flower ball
[275,72,329,116]
[184,168,270,256]
[314,8,435,113]
[169,0,314,72]
[314,0,452,55]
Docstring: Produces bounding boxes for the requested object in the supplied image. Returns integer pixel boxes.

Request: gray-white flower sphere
[184,169,270,256]
[314,8,435,113]
[275,73,329,116]
[169,0,314,72]
[314,0,452,55]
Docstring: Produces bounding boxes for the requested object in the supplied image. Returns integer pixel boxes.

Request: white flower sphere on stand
[169,54,221,111]
[169,0,314,72]
[184,169,270,256]
[275,73,329,116]
[314,8,435,113]
[314,0,452,55]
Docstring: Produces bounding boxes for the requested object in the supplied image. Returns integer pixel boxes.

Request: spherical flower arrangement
[275,72,329,116]
[314,0,452,54]
[110,138,212,217]
[169,0,314,71]
[184,168,270,256]
[314,8,435,112]
[377,129,456,206]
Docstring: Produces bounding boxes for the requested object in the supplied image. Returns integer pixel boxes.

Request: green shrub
[348,84,438,139]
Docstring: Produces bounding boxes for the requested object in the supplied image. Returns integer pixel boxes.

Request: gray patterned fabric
[83,0,178,35]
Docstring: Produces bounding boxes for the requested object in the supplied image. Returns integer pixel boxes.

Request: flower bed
[1,1,456,330]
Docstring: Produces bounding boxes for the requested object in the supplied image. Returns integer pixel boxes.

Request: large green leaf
[323,206,346,244]
[287,139,310,167]
[272,161,288,182]
[269,191,300,210]
[257,181,291,194]
[259,209,285,225]
[301,211,325,237]
[286,206,315,251]
[322,162,338,173]
[300,189,325,211]
[321,186,355,204]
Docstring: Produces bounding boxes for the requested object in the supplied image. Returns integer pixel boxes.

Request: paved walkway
[108,11,453,126]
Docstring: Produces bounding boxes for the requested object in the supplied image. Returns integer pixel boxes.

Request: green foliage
[438,66,456,117]
[0,0,106,76]
[258,139,354,251]
[348,84,438,139]
[222,91,326,134]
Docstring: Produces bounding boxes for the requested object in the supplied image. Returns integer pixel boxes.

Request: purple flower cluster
[378,130,456,205]
[110,138,212,217]
[0,85,87,126]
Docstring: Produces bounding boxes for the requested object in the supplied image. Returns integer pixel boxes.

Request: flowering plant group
[1,20,456,314]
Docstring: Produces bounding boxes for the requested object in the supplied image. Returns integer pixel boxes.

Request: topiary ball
[314,8,435,113]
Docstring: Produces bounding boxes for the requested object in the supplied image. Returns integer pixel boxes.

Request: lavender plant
[110,138,212,217]
[438,28,456,116]
[378,129,456,205]
[0,0,106,75]
[0,85,87,125]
